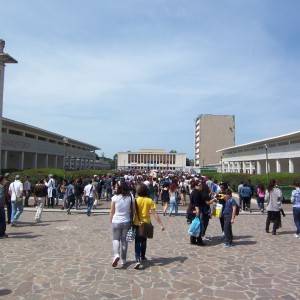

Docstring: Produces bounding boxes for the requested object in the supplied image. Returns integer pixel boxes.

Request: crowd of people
[0,170,299,269]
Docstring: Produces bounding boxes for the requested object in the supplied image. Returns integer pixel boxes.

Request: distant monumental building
[195,114,235,167]
[117,149,186,171]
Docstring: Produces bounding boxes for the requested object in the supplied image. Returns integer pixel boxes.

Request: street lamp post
[264,144,269,184]
[63,137,69,178]
[0,39,17,173]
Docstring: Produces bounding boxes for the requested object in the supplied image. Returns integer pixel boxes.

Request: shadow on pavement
[0,289,12,297]
[233,240,257,246]
[278,230,295,235]
[13,222,50,227]
[8,232,42,239]
[141,256,188,269]
[206,235,255,247]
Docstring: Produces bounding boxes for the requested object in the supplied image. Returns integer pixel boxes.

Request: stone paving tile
[0,211,299,299]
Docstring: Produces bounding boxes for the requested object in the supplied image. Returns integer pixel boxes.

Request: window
[9,129,23,136]
[38,136,47,141]
[25,133,36,139]
[2,127,7,133]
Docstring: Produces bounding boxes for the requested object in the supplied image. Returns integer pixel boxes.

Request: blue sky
[1,0,300,158]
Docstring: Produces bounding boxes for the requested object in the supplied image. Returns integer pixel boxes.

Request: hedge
[201,172,300,191]
[6,168,114,183]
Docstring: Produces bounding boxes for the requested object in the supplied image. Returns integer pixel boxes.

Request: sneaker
[223,243,231,248]
[294,234,299,238]
[133,262,141,269]
[112,256,120,268]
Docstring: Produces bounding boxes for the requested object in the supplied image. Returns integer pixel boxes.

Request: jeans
[242,197,251,210]
[75,194,82,209]
[169,201,178,216]
[257,197,264,211]
[135,225,147,262]
[47,197,54,208]
[112,222,130,261]
[24,191,30,207]
[224,215,233,245]
[293,207,300,235]
[67,196,75,213]
[86,197,93,216]
[35,197,45,222]
[11,200,24,224]
[0,207,6,236]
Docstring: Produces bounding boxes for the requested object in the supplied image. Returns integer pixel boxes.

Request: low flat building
[117,149,186,171]
[1,117,99,170]
[218,130,300,174]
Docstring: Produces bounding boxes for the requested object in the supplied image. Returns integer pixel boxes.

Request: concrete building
[1,117,99,170]
[117,149,186,171]
[195,114,235,167]
[218,130,300,174]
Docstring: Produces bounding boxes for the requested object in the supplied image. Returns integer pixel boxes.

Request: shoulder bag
[126,194,136,242]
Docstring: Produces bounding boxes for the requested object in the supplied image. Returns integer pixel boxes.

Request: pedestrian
[240,182,253,211]
[45,174,56,208]
[33,180,47,222]
[223,189,238,248]
[133,183,165,269]
[160,184,170,216]
[256,184,265,213]
[291,182,300,239]
[110,182,135,268]
[265,180,283,235]
[23,176,31,207]
[168,183,178,216]
[188,181,205,246]
[215,182,228,235]
[84,180,95,216]
[0,176,8,238]
[66,180,75,215]
[4,173,11,224]
[74,178,83,209]
[9,175,24,226]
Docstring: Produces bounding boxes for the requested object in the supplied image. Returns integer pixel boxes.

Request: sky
[1,0,300,158]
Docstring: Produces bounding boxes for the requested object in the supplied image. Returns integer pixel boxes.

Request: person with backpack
[160,184,170,216]
[240,182,253,211]
[66,180,76,215]
[223,189,238,248]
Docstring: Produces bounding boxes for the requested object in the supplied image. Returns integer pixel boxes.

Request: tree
[169,150,177,153]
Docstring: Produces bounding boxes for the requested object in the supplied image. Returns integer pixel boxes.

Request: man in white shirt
[45,174,56,208]
[9,175,24,226]
[84,180,95,216]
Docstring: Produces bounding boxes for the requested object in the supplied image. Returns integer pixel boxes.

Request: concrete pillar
[257,161,262,175]
[242,161,246,173]
[276,160,281,173]
[20,151,24,170]
[249,161,254,174]
[55,156,58,168]
[289,159,294,173]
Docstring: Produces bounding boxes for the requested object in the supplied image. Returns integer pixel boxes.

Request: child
[223,189,237,248]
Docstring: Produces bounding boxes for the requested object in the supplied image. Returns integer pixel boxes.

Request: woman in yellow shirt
[133,183,165,269]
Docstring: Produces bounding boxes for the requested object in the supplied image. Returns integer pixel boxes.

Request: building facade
[195,114,235,167]
[218,131,300,174]
[1,118,99,170]
[117,149,186,171]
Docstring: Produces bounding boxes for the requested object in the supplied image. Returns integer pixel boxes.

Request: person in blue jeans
[223,189,237,248]
[84,180,95,216]
[291,182,300,238]
[168,183,178,216]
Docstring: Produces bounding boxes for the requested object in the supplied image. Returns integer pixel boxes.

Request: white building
[1,117,99,170]
[218,131,300,174]
[117,149,186,171]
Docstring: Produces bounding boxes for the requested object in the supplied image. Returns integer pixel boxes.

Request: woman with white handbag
[110,182,135,268]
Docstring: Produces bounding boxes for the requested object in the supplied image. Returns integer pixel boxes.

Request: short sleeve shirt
[134,196,156,225]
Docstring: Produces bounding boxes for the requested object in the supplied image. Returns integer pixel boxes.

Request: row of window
[128,153,176,165]
[2,127,90,151]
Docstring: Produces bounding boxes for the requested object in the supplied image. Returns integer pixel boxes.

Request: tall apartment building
[195,114,235,167]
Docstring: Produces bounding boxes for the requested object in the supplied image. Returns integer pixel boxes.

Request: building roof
[2,117,99,150]
[217,130,300,153]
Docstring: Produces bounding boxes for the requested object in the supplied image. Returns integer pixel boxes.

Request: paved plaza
[0,209,300,300]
